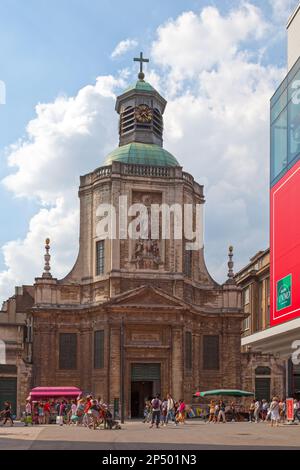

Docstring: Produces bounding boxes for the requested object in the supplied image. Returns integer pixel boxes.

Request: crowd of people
[206,397,300,426]
[143,394,187,428]
[2,395,300,428]
[20,395,121,430]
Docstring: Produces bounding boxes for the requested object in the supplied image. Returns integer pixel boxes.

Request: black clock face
[135,105,153,123]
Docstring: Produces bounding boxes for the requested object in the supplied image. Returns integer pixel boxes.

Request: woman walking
[270,397,280,427]
[254,399,261,423]
[207,401,215,423]
[177,399,186,424]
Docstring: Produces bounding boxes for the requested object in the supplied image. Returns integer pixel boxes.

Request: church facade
[2,57,245,418]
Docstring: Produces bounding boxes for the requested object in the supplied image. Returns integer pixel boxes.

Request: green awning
[194,389,254,398]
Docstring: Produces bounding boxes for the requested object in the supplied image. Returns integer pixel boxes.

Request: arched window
[0,340,6,364]
[120,106,135,135]
[255,366,271,376]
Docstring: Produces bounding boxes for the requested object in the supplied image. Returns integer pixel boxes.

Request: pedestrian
[161,398,168,426]
[43,400,51,424]
[217,400,226,423]
[279,399,286,423]
[24,399,32,426]
[174,401,179,426]
[90,399,100,430]
[177,399,186,424]
[58,400,66,426]
[249,400,255,423]
[293,398,299,421]
[270,397,280,427]
[32,402,39,425]
[149,395,161,429]
[254,399,261,423]
[84,395,93,427]
[214,402,219,423]
[76,399,85,426]
[0,401,14,427]
[230,402,236,422]
[166,394,175,425]
[261,399,269,421]
[207,400,215,423]
[38,402,44,425]
[143,399,151,423]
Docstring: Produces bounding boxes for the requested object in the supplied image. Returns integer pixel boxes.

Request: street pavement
[0,420,299,450]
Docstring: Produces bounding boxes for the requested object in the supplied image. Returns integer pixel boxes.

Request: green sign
[277,274,292,311]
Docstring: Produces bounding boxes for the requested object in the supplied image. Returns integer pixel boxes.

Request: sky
[0,0,299,302]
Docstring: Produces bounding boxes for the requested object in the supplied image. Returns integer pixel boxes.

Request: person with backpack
[149,395,161,429]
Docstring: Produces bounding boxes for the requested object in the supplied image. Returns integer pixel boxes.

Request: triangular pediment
[106,285,191,310]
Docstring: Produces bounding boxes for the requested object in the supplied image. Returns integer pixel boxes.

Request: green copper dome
[124,80,155,94]
[104,143,179,167]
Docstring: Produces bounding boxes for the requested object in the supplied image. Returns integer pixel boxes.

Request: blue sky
[0,0,298,300]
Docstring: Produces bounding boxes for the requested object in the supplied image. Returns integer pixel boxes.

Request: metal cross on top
[134,52,149,80]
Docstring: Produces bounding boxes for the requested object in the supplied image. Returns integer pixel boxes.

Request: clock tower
[116,52,166,148]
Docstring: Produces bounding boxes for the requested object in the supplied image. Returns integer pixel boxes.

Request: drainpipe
[120,319,125,424]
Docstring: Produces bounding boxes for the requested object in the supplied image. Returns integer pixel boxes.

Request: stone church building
[1,57,245,418]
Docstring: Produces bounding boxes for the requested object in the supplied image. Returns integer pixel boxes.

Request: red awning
[29,387,82,399]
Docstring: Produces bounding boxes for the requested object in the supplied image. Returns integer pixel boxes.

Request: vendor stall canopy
[29,387,82,400]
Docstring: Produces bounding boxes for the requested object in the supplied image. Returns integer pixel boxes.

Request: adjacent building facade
[241,3,300,399]
[0,287,33,416]
[235,251,286,401]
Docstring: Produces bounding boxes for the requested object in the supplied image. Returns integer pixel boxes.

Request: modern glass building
[271,55,300,187]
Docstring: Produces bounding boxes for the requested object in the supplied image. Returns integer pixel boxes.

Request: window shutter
[203,335,219,370]
[59,333,77,370]
[96,241,105,276]
[184,250,192,277]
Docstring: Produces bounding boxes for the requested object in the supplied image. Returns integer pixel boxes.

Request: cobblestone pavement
[0,420,299,450]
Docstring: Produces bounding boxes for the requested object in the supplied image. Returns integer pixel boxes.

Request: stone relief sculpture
[134,238,161,270]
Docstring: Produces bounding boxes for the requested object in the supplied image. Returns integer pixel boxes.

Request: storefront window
[271,108,288,181]
[270,57,300,186]
[271,89,287,124]
[288,79,300,164]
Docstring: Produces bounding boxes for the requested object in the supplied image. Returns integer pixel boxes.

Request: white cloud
[0,75,123,300]
[151,3,269,90]
[151,3,284,278]
[0,2,288,300]
[111,39,138,59]
[269,0,299,23]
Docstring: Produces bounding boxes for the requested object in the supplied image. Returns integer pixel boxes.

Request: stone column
[171,328,183,400]
[109,325,121,412]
